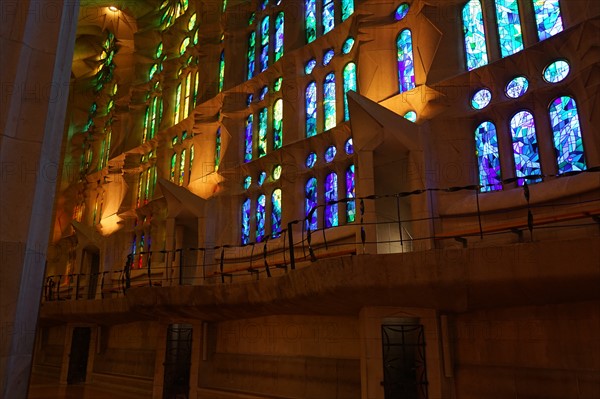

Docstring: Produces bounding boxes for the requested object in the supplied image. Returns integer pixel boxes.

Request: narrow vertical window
[306,82,317,137]
[256,194,266,242]
[144,169,150,203]
[174,83,182,124]
[324,72,336,131]
[306,0,317,43]
[322,0,335,35]
[245,114,253,163]
[260,16,270,72]
[241,198,251,244]
[142,107,150,142]
[137,173,144,208]
[193,71,200,106]
[179,149,186,186]
[188,146,194,184]
[533,0,563,40]
[324,172,338,228]
[346,164,356,223]
[495,0,524,57]
[342,0,354,21]
[274,12,284,62]
[219,50,225,92]
[170,153,177,182]
[343,62,357,121]
[475,121,502,192]
[510,110,541,185]
[215,128,222,171]
[258,108,268,157]
[247,32,256,80]
[271,189,282,238]
[549,96,586,173]
[273,99,283,150]
[462,0,489,70]
[305,178,318,230]
[183,73,192,117]
[396,29,416,93]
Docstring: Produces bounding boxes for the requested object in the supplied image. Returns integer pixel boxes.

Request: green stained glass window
[324,72,336,131]
[462,0,489,70]
[273,165,282,180]
[247,32,256,80]
[273,77,282,91]
[273,99,283,149]
[174,83,182,124]
[306,82,317,137]
[260,16,270,72]
[219,51,225,92]
[305,0,317,43]
[275,12,284,61]
[258,108,268,157]
[179,37,190,56]
[342,37,355,54]
[343,62,356,121]
[403,110,417,122]
[215,127,221,171]
[342,0,354,21]
[188,13,196,31]
[179,149,186,185]
[495,0,524,57]
[271,188,282,238]
[170,153,177,182]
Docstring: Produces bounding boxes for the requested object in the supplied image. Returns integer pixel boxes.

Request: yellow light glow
[108,6,119,12]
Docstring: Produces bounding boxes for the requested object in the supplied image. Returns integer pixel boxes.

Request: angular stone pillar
[0,0,79,396]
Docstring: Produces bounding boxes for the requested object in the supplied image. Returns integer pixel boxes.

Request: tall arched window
[462,0,489,70]
[274,12,284,61]
[305,178,318,230]
[256,194,266,242]
[188,146,194,184]
[247,32,256,80]
[273,99,283,149]
[495,0,524,57]
[305,0,317,43]
[346,165,356,222]
[241,198,251,244]
[245,114,253,162]
[475,121,502,192]
[183,73,192,118]
[324,72,336,131]
[219,50,225,92]
[174,83,182,124]
[323,0,335,35]
[260,16,270,72]
[258,108,268,157]
[549,96,586,173]
[343,62,357,121]
[396,29,416,93]
[306,82,317,137]
[510,110,541,185]
[179,149,186,185]
[533,0,563,41]
[170,153,177,182]
[324,172,338,228]
[271,189,282,238]
[215,127,222,171]
[143,95,161,142]
[342,0,354,21]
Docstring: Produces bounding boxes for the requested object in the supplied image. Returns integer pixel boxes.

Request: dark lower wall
[31,325,66,381]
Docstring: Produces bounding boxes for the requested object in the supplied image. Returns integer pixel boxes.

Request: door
[87,251,99,299]
[162,324,193,399]
[67,327,91,384]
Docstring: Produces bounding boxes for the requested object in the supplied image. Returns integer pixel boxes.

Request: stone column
[0,0,79,396]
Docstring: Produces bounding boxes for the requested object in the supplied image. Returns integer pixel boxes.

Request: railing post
[287,222,295,270]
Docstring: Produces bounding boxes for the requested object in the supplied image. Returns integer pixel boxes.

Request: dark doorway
[81,247,100,299]
[67,327,91,384]
[163,324,193,399]
[381,323,428,399]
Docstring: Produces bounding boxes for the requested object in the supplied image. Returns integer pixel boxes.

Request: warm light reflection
[108,6,119,12]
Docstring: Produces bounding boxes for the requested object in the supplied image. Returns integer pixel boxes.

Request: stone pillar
[0,0,79,396]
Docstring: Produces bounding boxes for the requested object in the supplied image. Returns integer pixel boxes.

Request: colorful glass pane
[345,138,354,155]
[324,73,336,131]
[188,13,196,30]
[346,164,355,223]
[305,58,317,74]
[260,16,270,72]
[219,50,225,91]
[170,153,177,182]
[274,77,282,91]
[342,37,355,54]
[273,99,283,150]
[174,83,182,124]
[180,37,190,56]
[275,12,284,61]
[397,29,416,93]
[323,49,334,66]
[258,108,268,157]
[259,85,268,101]
[324,172,338,228]
[306,0,317,43]
[247,94,254,105]
[549,96,586,173]
[258,171,267,186]
[472,88,492,109]
[506,76,529,98]
[306,82,317,137]
[273,165,282,180]
[244,176,252,189]
[215,127,221,171]
[241,198,251,244]
[533,0,563,41]
[475,121,502,192]
[463,0,489,70]
[305,178,318,230]
[495,0,524,57]
[323,0,335,35]
[395,3,409,21]
[247,32,256,80]
[543,60,569,83]
[404,111,417,122]
[324,146,337,163]
[179,149,186,185]
[306,152,317,168]
[244,114,253,163]
[256,194,266,242]
[271,189,282,238]
[511,110,541,185]
[343,62,357,121]
[342,0,354,21]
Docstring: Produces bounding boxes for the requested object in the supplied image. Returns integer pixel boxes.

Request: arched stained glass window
[179,149,186,185]
[193,70,200,106]
[305,0,317,43]
[306,82,317,137]
[275,12,284,61]
[174,83,182,124]
[273,99,283,149]
[170,153,177,182]
[256,194,266,242]
[260,16,270,72]
[343,62,357,121]
[342,0,354,21]
[258,108,268,157]
[244,114,253,163]
[247,32,256,80]
[137,173,144,208]
[324,72,336,131]
[495,0,524,57]
[219,50,225,92]
[323,0,335,35]
[396,29,416,93]
[188,146,194,184]
[403,111,417,122]
[475,121,502,192]
[241,198,251,244]
[342,37,355,54]
[215,127,222,171]
[324,172,338,228]
[549,96,586,173]
[533,0,563,41]
[511,110,541,185]
[346,164,356,223]
[305,178,318,230]
[271,189,282,238]
[183,73,192,118]
[395,3,409,20]
[463,0,489,70]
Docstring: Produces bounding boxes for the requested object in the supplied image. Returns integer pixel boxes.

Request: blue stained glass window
[396,29,416,93]
[324,172,338,228]
[463,0,489,70]
[306,82,317,137]
[305,0,317,43]
[395,3,410,21]
[323,49,334,66]
[403,111,417,122]
[543,60,569,83]
[259,85,268,101]
[342,0,354,21]
[343,62,357,121]
[305,58,317,74]
[258,108,268,157]
[495,0,524,57]
[306,152,317,168]
[475,121,502,192]
[271,189,282,238]
[244,176,252,190]
[345,138,354,155]
[323,0,335,35]
[258,171,267,186]
[242,198,251,244]
[247,32,256,80]
[342,37,355,54]
[506,76,529,98]
[273,98,283,149]
[511,110,542,185]
[261,0,268,11]
[324,72,336,131]
[549,96,586,173]
[244,114,253,163]
[247,94,254,105]
[325,145,337,163]
[533,0,563,41]
[260,16,270,72]
[472,88,492,109]
[346,165,355,223]
[256,194,266,242]
[305,178,318,230]
[275,12,284,61]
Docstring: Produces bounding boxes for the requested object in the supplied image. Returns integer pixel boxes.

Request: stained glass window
[260,0,268,10]
[397,29,416,93]
[324,172,338,228]
[403,111,417,122]
[183,73,192,117]
[543,60,569,83]
[245,114,253,163]
[244,176,252,189]
[137,173,144,208]
[533,0,563,41]
[258,108,268,157]
[215,127,221,171]
[273,165,282,180]
[247,94,254,105]
[193,70,200,106]
[188,13,196,30]
[188,146,194,184]
[305,59,317,74]
[306,0,317,43]
[260,16,270,72]
[324,72,336,131]
[323,49,334,66]
[271,189,282,238]
[258,171,267,186]
[306,152,317,168]
[275,12,284,61]
[462,0,489,70]
[495,0,524,57]
[346,164,356,223]
[174,83,182,124]
[305,178,318,230]
[323,0,335,35]
[342,0,354,21]
[247,32,256,80]
[179,149,186,185]
[325,146,337,163]
[274,77,282,91]
[395,3,410,21]
[170,153,177,182]
[506,76,529,98]
[256,194,266,242]
[179,37,190,56]
[345,138,354,155]
[472,88,492,109]
[549,96,586,173]
[306,82,317,137]
[273,99,283,150]
[219,50,225,92]
[241,198,251,244]
[511,110,541,185]
[342,37,355,54]
[343,62,357,121]
[475,121,502,192]
[259,85,268,101]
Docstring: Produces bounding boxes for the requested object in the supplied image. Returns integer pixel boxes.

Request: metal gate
[381,323,428,399]
[162,324,193,399]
